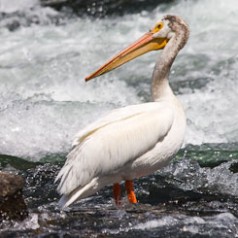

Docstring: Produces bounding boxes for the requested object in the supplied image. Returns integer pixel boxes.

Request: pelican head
[85,15,189,81]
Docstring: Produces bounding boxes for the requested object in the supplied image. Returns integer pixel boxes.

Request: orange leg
[113,183,121,205]
[125,180,137,204]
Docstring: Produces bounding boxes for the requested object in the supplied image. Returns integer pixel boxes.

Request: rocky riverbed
[1,146,238,237]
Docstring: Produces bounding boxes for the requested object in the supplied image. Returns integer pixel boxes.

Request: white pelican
[56,15,189,208]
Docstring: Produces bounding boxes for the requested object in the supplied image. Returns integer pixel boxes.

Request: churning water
[1,1,238,237]
[0,0,238,160]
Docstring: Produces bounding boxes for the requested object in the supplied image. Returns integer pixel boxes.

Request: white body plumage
[56,94,185,207]
[55,15,189,208]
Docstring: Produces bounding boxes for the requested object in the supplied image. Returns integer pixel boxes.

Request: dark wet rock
[0,171,24,199]
[0,171,28,221]
[41,0,175,18]
[1,156,238,237]
[142,159,238,205]
[23,163,61,208]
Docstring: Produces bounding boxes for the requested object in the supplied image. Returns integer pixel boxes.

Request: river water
[0,0,238,237]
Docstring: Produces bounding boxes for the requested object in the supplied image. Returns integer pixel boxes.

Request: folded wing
[56,101,174,195]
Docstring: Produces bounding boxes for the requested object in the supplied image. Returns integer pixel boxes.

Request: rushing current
[0,0,238,237]
[0,0,238,160]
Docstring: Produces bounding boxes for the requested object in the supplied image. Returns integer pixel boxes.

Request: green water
[1,143,237,171]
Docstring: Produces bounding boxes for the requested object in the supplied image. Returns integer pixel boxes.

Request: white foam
[133,216,178,230]
[106,212,237,235]
[0,0,238,160]
[0,0,39,13]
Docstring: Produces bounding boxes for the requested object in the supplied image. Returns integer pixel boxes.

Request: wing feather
[56,101,174,195]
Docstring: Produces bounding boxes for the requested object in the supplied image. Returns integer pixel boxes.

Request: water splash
[0,0,238,160]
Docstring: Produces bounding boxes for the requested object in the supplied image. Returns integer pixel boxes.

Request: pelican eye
[156,23,163,30]
[151,22,163,33]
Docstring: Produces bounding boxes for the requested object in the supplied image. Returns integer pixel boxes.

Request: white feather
[55,98,185,207]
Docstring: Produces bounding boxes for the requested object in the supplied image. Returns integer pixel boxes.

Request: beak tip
[85,76,90,82]
[85,73,98,81]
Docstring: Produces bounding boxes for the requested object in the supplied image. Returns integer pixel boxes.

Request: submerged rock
[0,171,28,221]
[144,159,238,205]
[40,0,175,17]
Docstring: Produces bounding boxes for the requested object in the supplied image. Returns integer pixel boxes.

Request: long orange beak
[85,31,168,81]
